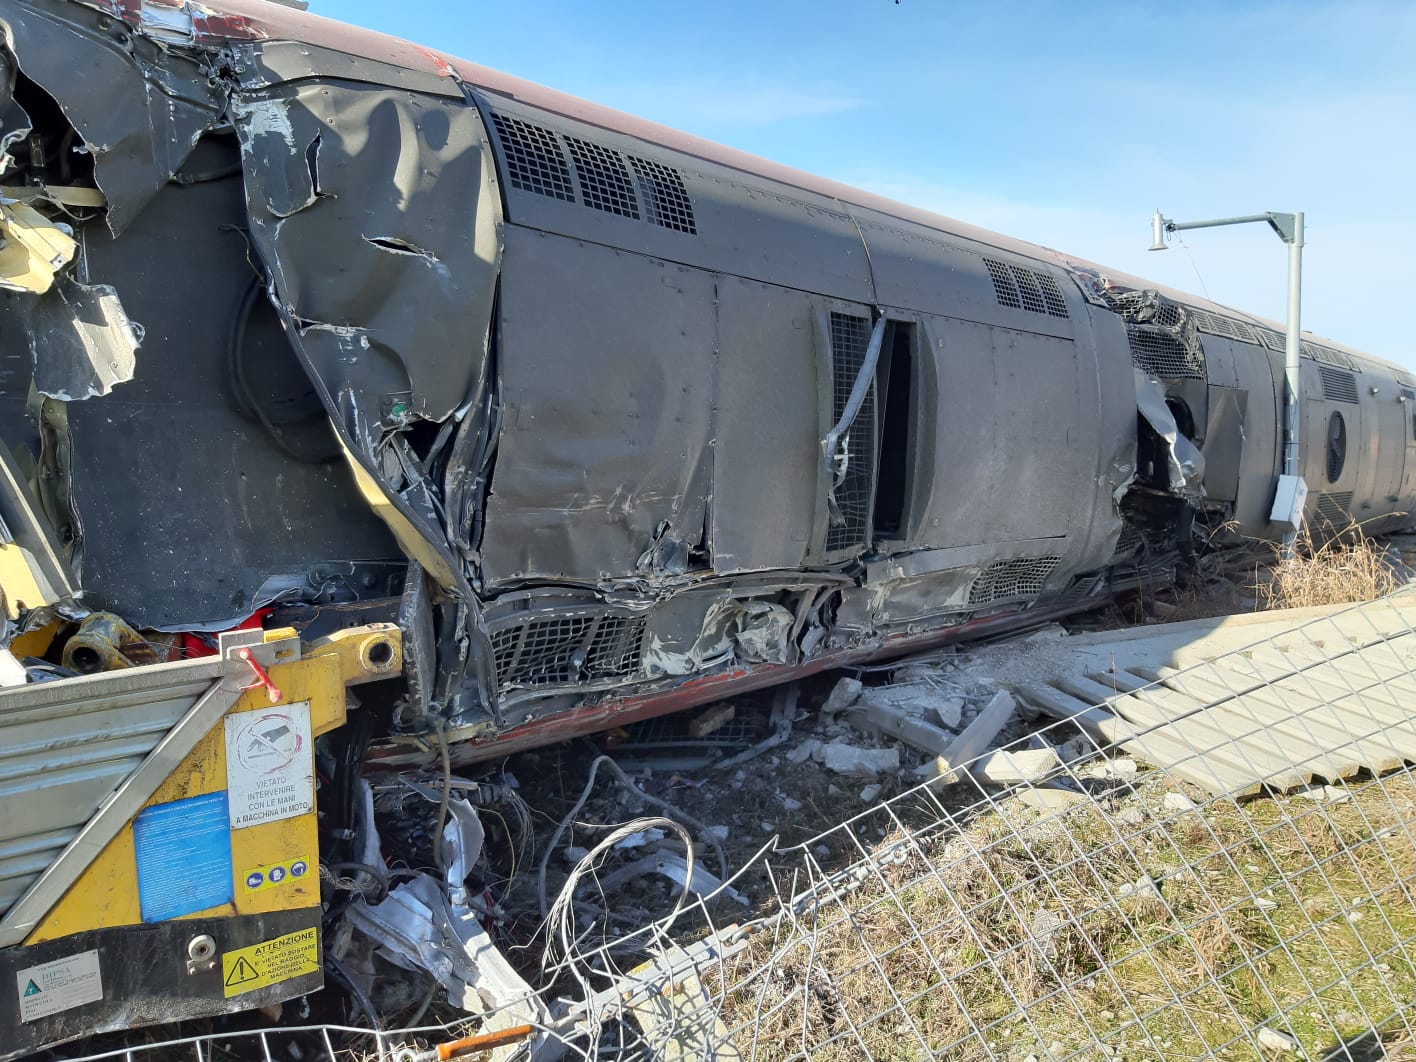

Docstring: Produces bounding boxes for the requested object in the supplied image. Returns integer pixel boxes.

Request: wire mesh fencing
[49,588,1416,1062]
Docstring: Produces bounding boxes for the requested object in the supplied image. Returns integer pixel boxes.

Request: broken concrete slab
[821,676,863,718]
[924,689,1018,783]
[812,741,900,777]
[973,747,1064,785]
[859,683,956,724]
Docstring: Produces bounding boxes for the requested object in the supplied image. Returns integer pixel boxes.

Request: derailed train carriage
[0,0,1411,1053]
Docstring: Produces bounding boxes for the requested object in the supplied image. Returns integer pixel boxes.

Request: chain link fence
[50,589,1416,1062]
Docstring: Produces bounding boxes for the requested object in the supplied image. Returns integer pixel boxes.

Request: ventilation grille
[1188,309,1259,345]
[487,111,696,234]
[982,258,1069,319]
[826,311,876,554]
[967,556,1062,606]
[1113,523,1145,560]
[628,155,697,234]
[565,136,640,218]
[1312,491,1353,530]
[490,612,645,690]
[489,113,574,201]
[1319,365,1360,404]
[1126,325,1206,379]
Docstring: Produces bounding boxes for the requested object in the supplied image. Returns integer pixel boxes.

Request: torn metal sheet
[344,873,551,1052]
[1136,368,1205,495]
[16,274,139,400]
[1,0,225,232]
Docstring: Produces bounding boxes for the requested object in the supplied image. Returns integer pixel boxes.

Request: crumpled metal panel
[480,230,715,587]
[1,0,225,233]
[231,76,501,582]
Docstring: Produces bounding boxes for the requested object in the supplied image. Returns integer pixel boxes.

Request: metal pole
[1281,211,1304,556]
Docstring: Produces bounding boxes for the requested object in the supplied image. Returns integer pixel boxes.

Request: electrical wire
[535,754,728,921]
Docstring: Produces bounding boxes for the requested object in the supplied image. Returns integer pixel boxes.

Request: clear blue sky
[322,0,1415,366]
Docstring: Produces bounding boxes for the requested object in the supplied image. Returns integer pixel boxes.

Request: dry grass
[1258,521,1402,610]
[703,768,1416,1061]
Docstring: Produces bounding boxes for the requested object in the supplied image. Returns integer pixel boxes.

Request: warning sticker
[224,701,314,829]
[221,927,319,998]
[16,950,103,1023]
[242,856,312,892]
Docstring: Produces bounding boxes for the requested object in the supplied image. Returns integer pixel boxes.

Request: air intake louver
[1312,491,1353,529]
[825,311,875,554]
[983,257,1069,319]
[1319,365,1360,404]
[488,112,574,201]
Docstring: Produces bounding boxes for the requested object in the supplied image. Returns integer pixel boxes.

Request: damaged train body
[3,0,1415,754]
[0,0,1414,1048]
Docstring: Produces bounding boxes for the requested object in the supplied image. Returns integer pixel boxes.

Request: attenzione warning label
[17,950,103,1023]
[224,701,313,829]
[221,927,319,998]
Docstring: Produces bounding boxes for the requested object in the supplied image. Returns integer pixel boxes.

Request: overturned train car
[0,0,1413,1051]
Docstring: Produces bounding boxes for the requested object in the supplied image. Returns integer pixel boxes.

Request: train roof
[94,0,1400,376]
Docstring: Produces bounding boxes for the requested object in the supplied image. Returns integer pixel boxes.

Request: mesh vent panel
[565,137,640,218]
[984,258,1021,309]
[826,312,875,554]
[1265,329,1363,371]
[1312,491,1353,529]
[1012,266,1047,314]
[983,257,1070,318]
[1188,309,1259,345]
[1319,365,1360,404]
[628,156,696,234]
[968,556,1062,605]
[1127,325,1206,379]
[1113,523,1145,560]
[1311,344,1362,372]
[491,612,645,689]
[1036,273,1070,317]
[489,113,574,201]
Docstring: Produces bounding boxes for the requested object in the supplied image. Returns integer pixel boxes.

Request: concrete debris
[924,688,1018,783]
[1255,1026,1299,1053]
[821,676,863,717]
[1115,806,1147,827]
[1117,875,1161,900]
[1012,784,1093,813]
[860,682,957,724]
[973,747,1063,786]
[1163,791,1199,813]
[812,740,900,777]
[1088,757,1139,780]
[861,701,955,757]
[1294,783,1350,804]
[859,783,881,804]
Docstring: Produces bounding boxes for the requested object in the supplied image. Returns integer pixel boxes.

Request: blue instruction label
[133,792,233,922]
